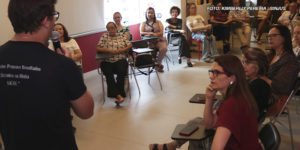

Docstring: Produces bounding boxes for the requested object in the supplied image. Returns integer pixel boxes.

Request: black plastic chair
[130,40,163,94]
[259,123,281,150]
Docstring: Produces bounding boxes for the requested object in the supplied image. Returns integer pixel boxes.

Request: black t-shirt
[0,41,86,150]
[248,78,271,118]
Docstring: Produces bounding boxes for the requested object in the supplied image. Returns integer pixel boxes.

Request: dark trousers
[169,34,191,58]
[101,59,128,98]
[212,24,230,42]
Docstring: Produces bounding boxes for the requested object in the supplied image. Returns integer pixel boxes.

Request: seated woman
[140,7,168,72]
[261,24,299,115]
[166,6,192,67]
[113,12,132,41]
[149,55,262,150]
[242,47,271,123]
[48,23,83,73]
[96,22,132,104]
[209,2,231,54]
[254,0,271,44]
[186,3,218,63]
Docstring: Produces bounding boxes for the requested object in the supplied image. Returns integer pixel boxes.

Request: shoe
[204,57,211,63]
[187,62,193,67]
[240,45,249,51]
[115,95,125,105]
[257,40,262,44]
[253,34,257,39]
[223,44,230,54]
[155,65,164,72]
[178,58,182,64]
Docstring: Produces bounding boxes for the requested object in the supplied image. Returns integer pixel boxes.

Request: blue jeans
[192,33,218,59]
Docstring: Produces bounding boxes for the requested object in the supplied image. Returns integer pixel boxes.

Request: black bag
[134,52,154,68]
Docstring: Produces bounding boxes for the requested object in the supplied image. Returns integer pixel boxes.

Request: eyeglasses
[266,34,281,38]
[208,69,228,77]
[53,11,60,21]
[242,59,255,65]
[294,31,300,35]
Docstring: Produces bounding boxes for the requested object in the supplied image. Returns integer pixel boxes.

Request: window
[104,0,181,26]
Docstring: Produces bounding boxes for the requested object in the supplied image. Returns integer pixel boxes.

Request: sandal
[155,65,164,72]
[149,144,168,150]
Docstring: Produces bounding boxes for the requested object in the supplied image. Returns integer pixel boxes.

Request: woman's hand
[206,84,217,102]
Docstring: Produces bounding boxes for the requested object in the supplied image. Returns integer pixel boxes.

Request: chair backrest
[131,40,149,49]
[259,123,281,150]
[277,78,300,115]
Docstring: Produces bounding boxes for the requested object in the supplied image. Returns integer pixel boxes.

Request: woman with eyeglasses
[140,7,168,72]
[149,55,261,150]
[261,24,298,115]
[242,47,271,123]
[49,23,83,73]
[113,12,132,41]
[203,55,261,150]
[262,25,298,94]
[96,22,132,104]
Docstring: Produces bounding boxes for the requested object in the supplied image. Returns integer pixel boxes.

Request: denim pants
[192,33,218,59]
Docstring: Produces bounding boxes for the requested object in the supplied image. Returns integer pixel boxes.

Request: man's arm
[71,91,94,119]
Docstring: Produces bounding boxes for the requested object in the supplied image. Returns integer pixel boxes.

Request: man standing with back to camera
[0,0,94,150]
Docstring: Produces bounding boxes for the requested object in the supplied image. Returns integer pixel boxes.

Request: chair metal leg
[100,72,106,104]
[165,56,170,71]
[126,76,131,100]
[148,67,151,84]
[198,41,201,61]
[130,65,141,98]
[287,108,295,150]
[167,48,175,65]
[155,71,163,90]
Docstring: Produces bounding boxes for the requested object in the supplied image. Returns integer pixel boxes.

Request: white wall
[56,0,104,36]
[0,0,14,45]
[0,0,104,45]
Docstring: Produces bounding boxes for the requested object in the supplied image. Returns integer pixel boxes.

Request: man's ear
[41,16,52,28]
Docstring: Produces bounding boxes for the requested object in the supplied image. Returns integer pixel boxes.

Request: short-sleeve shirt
[186,15,205,33]
[166,18,183,31]
[49,39,82,66]
[0,41,86,150]
[216,96,262,150]
[97,32,131,63]
[117,26,132,41]
[228,10,250,26]
[278,11,299,30]
[210,11,228,22]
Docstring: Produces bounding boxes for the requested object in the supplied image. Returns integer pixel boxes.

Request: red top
[216,96,262,150]
[209,11,228,22]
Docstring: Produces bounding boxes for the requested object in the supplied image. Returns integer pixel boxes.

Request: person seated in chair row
[113,12,132,41]
[140,7,168,72]
[254,0,271,45]
[242,47,271,123]
[261,24,299,115]
[293,23,300,59]
[149,55,263,150]
[96,22,132,105]
[166,6,193,67]
[278,1,299,36]
[209,2,231,54]
[186,3,218,63]
[228,0,251,49]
